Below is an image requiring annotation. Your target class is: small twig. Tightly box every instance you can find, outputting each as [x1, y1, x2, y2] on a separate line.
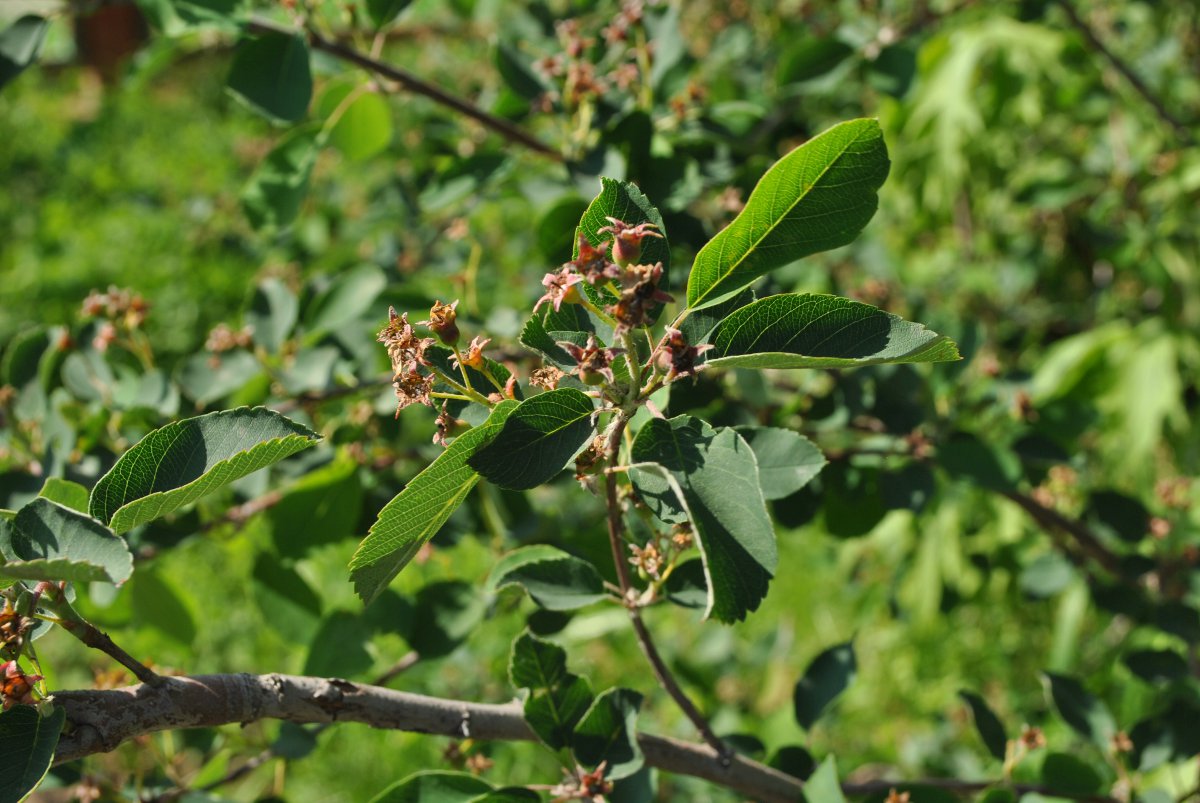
[244, 17, 563, 161]
[198, 490, 285, 534]
[602, 415, 730, 762]
[1000, 490, 1124, 576]
[59, 617, 164, 688]
[274, 377, 391, 413]
[1053, 0, 1193, 144]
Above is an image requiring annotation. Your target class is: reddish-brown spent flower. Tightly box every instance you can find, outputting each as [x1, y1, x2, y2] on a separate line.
[433, 402, 459, 447]
[1019, 725, 1046, 750]
[92, 322, 117, 353]
[559, 335, 623, 386]
[205, 322, 253, 353]
[419, 300, 461, 346]
[378, 307, 435, 378]
[390, 369, 435, 418]
[570, 235, 621, 285]
[885, 790, 911, 803]
[607, 262, 673, 335]
[656, 327, 713, 381]
[0, 600, 32, 658]
[531, 365, 565, 391]
[535, 267, 585, 314]
[452, 336, 492, 371]
[2, 660, 42, 709]
[629, 541, 663, 579]
[598, 217, 662, 267]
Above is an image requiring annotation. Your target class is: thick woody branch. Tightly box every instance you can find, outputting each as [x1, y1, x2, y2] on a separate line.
[49, 674, 803, 803]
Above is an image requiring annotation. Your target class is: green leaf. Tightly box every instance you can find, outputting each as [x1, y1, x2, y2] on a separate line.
[574, 178, 671, 315]
[734, 426, 825, 500]
[89, 407, 320, 534]
[241, 126, 321, 230]
[1040, 753, 1102, 796]
[496, 41, 548, 102]
[129, 567, 197, 645]
[318, 85, 393, 161]
[519, 312, 589, 368]
[369, 771, 493, 803]
[305, 264, 388, 335]
[793, 641, 856, 730]
[0, 704, 66, 802]
[959, 690, 1009, 761]
[350, 402, 518, 605]
[468, 389, 596, 491]
[1044, 672, 1116, 747]
[268, 457, 364, 560]
[0, 499, 131, 585]
[804, 756, 847, 803]
[364, 0, 413, 29]
[138, 0, 242, 35]
[706, 294, 960, 369]
[1124, 649, 1188, 683]
[676, 288, 753, 349]
[404, 581, 486, 659]
[251, 553, 322, 644]
[686, 118, 889, 310]
[777, 37, 855, 84]
[1, 328, 49, 388]
[509, 631, 594, 750]
[226, 33, 312, 123]
[572, 688, 644, 781]
[487, 545, 606, 610]
[177, 350, 263, 406]
[37, 478, 89, 514]
[630, 417, 776, 623]
[246, 278, 298, 353]
[0, 16, 49, 91]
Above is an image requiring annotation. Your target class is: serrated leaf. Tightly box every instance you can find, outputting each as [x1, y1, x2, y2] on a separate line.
[0, 499, 131, 585]
[572, 688, 644, 780]
[574, 178, 671, 317]
[369, 771, 493, 803]
[734, 426, 825, 500]
[487, 545, 606, 610]
[793, 641, 856, 729]
[630, 417, 776, 623]
[89, 407, 320, 534]
[1044, 672, 1116, 747]
[0, 15, 49, 91]
[226, 33, 312, 123]
[676, 288, 753, 349]
[241, 126, 321, 230]
[686, 118, 889, 310]
[37, 477, 89, 514]
[350, 402, 518, 605]
[468, 389, 595, 491]
[0, 704, 66, 802]
[959, 690, 1008, 761]
[510, 631, 594, 750]
[804, 756, 847, 803]
[706, 294, 960, 369]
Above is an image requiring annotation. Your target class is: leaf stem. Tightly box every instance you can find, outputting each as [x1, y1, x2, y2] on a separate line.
[428, 365, 493, 407]
[602, 414, 730, 762]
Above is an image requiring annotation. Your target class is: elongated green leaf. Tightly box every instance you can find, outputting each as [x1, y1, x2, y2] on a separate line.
[364, 0, 413, 28]
[510, 631, 594, 750]
[0, 499, 131, 585]
[686, 119, 889, 310]
[707, 294, 960, 369]
[0, 704, 66, 802]
[350, 402, 518, 605]
[804, 756, 847, 803]
[369, 771, 493, 803]
[0, 16, 49, 91]
[89, 407, 320, 534]
[227, 33, 312, 123]
[1044, 672, 1116, 747]
[37, 478, 89, 514]
[572, 688, 644, 780]
[794, 641, 856, 729]
[630, 417, 776, 623]
[487, 545, 606, 611]
[960, 690, 1009, 761]
[734, 426, 825, 500]
[468, 389, 595, 491]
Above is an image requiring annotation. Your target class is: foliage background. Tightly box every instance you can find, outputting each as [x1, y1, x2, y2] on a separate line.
[1, 0, 1198, 800]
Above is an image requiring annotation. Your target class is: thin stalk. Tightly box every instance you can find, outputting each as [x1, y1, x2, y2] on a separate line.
[42, 595, 164, 688]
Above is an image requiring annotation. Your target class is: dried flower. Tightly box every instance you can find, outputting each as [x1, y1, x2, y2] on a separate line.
[607, 262, 673, 334]
[535, 268, 585, 314]
[420, 300, 461, 346]
[629, 541, 663, 579]
[92, 322, 117, 353]
[205, 322, 253, 353]
[531, 365, 566, 391]
[390, 368, 435, 417]
[1111, 730, 1133, 754]
[559, 335, 623, 386]
[433, 402, 459, 447]
[570, 235, 620, 285]
[885, 790, 911, 803]
[670, 523, 694, 549]
[656, 327, 712, 381]
[574, 435, 609, 492]
[1, 660, 42, 709]
[452, 336, 492, 371]
[378, 308, 435, 376]
[598, 217, 662, 267]
[0, 600, 32, 658]
[1019, 725, 1046, 750]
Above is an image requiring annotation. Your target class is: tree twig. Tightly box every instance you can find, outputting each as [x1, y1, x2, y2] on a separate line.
[244, 17, 564, 162]
[1000, 490, 1124, 576]
[1053, 0, 1193, 144]
[602, 415, 730, 761]
[56, 618, 164, 688]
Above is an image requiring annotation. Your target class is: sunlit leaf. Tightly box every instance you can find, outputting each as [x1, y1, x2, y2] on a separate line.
[468, 389, 595, 491]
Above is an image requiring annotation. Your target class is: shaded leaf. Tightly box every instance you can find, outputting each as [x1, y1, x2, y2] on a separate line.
[89, 407, 320, 534]
[734, 426, 825, 500]
[804, 756, 847, 803]
[246, 278, 299, 353]
[707, 294, 959, 370]
[349, 402, 517, 605]
[1123, 649, 1188, 683]
[0, 704, 66, 802]
[778, 37, 854, 84]
[938, 432, 1021, 492]
[241, 126, 321, 230]
[468, 389, 595, 491]
[0, 16, 49, 91]
[0, 499, 131, 585]
[768, 745, 815, 781]
[130, 568, 196, 645]
[487, 545, 606, 611]
[177, 350, 263, 405]
[686, 119, 889, 310]
[1044, 672, 1115, 746]
[572, 688, 644, 781]
[630, 417, 776, 623]
[306, 264, 388, 335]
[959, 690, 1008, 761]
[509, 631, 593, 750]
[794, 641, 856, 729]
[405, 581, 485, 659]
[251, 553, 322, 644]
[303, 610, 372, 677]
[227, 33, 312, 123]
[268, 457, 363, 560]
[364, 0, 413, 28]
[1040, 753, 1102, 796]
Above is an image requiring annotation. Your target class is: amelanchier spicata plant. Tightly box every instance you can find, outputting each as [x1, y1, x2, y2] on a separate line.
[0, 118, 960, 800]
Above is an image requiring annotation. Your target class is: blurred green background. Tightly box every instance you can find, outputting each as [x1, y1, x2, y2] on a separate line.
[2, 0, 1198, 801]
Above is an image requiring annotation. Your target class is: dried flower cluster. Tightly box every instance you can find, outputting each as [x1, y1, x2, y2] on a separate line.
[1, 659, 41, 710]
[378, 307, 436, 417]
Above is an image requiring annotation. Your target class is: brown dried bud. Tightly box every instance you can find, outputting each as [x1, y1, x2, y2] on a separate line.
[420, 300, 461, 346]
[531, 365, 566, 391]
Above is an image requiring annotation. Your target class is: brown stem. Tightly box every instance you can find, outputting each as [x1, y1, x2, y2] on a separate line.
[59, 618, 164, 688]
[244, 18, 563, 162]
[602, 415, 730, 761]
[1000, 490, 1124, 576]
[1053, 0, 1193, 144]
